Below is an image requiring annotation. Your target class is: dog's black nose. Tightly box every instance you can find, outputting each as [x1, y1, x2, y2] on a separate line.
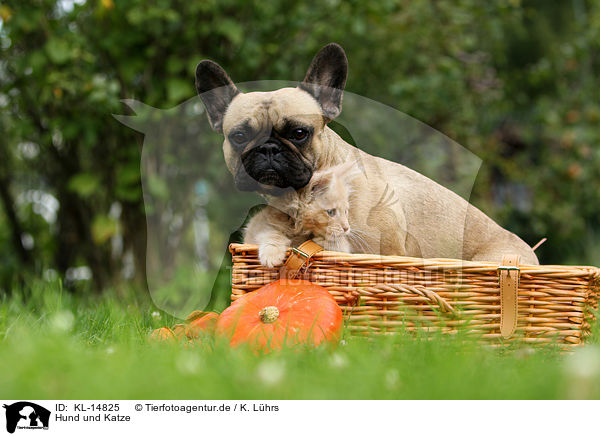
[257, 142, 281, 156]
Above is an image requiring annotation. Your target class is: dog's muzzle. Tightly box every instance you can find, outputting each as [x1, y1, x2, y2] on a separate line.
[239, 140, 312, 193]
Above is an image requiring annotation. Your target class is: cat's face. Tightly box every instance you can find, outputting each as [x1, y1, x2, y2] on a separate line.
[296, 163, 357, 243]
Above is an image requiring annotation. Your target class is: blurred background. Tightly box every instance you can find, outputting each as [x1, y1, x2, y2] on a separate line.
[0, 0, 599, 299]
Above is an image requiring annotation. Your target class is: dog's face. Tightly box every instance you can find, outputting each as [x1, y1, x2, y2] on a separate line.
[221, 89, 323, 194]
[195, 43, 348, 195]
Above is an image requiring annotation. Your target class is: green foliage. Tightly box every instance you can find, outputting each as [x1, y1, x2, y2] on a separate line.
[4, 280, 600, 399]
[91, 214, 118, 245]
[68, 173, 102, 198]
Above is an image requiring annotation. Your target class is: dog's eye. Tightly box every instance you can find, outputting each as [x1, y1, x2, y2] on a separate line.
[291, 128, 308, 141]
[326, 209, 336, 217]
[230, 132, 247, 145]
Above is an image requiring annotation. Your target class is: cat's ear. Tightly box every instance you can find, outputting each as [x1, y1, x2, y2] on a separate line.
[335, 159, 363, 182]
[307, 170, 332, 197]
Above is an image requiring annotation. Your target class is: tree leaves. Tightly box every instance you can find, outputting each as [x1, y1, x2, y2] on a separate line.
[166, 78, 192, 104]
[67, 173, 101, 198]
[91, 214, 117, 245]
[146, 175, 169, 200]
[46, 38, 73, 64]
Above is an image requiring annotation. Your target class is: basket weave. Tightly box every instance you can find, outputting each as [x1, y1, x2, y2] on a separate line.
[229, 244, 600, 347]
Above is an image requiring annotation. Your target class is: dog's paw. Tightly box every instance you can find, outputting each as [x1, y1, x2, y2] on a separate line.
[259, 244, 288, 268]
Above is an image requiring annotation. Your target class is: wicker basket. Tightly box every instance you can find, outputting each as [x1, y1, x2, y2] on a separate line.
[229, 243, 600, 347]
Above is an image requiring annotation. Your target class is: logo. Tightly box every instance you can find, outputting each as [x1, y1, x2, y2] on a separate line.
[2, 402, 50, 434]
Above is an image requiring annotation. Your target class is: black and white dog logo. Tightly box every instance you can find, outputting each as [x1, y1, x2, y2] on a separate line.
[3, 402, 50, 434]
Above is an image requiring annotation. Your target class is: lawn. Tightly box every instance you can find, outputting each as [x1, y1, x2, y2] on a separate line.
[1, 280, 599, 399]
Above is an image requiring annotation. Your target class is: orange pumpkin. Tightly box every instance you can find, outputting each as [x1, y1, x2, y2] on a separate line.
[216, 279, 343, 351]
[149, 326, 176, 342]
[171, 324, 188, 340]
[186, 312, 219, 339]
[149, 311, 220, 345]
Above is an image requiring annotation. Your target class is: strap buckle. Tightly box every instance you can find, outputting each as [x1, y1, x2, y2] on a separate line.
[291, 247, 311, 259]
[279, 240, 324, 280]
[290, 247, 315, 276]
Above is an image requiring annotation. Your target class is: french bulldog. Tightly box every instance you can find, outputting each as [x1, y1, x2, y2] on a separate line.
[195, 43, 539, 265]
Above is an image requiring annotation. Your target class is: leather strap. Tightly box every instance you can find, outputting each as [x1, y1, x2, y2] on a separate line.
[279, 240, 323, 279]
[499, 254, 521, 339]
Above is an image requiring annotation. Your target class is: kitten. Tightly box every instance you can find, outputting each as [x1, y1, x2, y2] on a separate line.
[243, 161, 362, 267]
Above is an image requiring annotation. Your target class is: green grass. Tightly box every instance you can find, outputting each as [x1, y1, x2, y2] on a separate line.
[1, 280, 600, 399]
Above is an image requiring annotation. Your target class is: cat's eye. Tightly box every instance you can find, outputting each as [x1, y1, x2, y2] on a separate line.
[291, 128, 308, 141]
[326, 209, 336, 217]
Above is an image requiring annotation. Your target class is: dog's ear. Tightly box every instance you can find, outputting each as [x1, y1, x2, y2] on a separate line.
[195, 60, 239, 132]
[299, 43, 348, 122]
